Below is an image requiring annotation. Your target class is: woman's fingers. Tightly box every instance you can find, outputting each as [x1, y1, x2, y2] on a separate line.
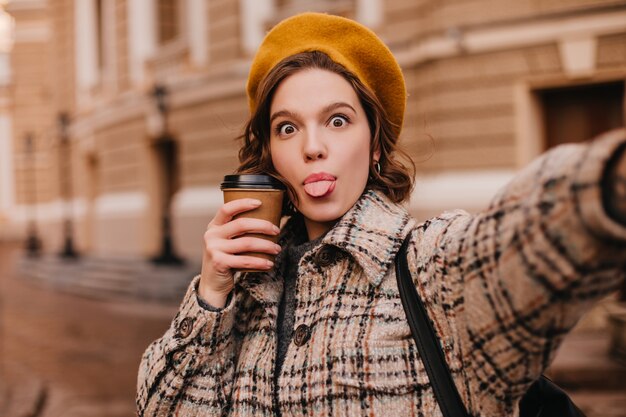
[204, 235, 280, 266]
[218, 217, 280, 239]
[227, 253, 274, 270]
[202, 199, 281, 277]
[211, 198, 262, 226]
[220, 236, 281, 255]
[211, 252, 275, 273]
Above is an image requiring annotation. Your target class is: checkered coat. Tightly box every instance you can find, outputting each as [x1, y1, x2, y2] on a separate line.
[137, 129, 626, 417]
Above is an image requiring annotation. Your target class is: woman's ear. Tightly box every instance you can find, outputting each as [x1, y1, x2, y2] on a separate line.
[373, 148, 381, 162]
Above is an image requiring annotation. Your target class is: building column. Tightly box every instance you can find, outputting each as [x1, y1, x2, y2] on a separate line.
[74, 0, 98, 106]
[0, 116, 15, 220]
[356, 0, 382, 28]
[185, 0, 208, 67]
[240, 0, 275, 55]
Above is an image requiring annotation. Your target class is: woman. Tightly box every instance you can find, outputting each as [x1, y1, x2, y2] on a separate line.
[136, 12, 626, 417]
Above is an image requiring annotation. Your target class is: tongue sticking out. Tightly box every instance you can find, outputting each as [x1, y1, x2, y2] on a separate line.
[304, 180, 335, 197]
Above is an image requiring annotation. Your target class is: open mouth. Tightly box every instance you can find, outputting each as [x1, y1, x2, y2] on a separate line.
[304, 180, 336, 197]
[303, 173, 337, 198]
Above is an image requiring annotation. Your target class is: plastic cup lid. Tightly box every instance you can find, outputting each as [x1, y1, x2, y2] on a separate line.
[221, 174, 286, 190]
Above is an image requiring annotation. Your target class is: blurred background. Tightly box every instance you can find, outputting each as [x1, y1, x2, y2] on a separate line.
[0, 0, 625, 416]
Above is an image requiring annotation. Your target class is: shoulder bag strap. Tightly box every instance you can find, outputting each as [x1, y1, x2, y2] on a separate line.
[395, 234, 470, 417]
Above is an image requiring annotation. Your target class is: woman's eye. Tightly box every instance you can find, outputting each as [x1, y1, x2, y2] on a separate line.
[329, 115, 348, 128]
[278, 123, 296, 135]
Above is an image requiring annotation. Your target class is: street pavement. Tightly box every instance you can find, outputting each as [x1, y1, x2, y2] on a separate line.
[0, 243, 179, 417]
[1, 242, 625, 416]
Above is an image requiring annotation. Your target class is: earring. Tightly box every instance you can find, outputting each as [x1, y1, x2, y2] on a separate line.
[287, 200, 298, 214]
[374, 161, 381, 175]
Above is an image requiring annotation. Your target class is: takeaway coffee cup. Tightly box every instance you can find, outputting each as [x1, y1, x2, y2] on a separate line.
[221, 174, 286, 270]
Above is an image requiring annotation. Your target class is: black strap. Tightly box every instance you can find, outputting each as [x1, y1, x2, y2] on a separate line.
[395, 235, 470, 417]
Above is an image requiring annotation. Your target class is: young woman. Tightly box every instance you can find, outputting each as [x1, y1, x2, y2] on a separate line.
[136, 13, 626, 417]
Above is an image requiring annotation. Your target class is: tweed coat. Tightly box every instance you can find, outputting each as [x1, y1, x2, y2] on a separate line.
[137, 129, 626, 417]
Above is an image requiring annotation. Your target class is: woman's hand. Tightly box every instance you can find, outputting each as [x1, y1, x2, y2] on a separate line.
[198, 198, 281, 308]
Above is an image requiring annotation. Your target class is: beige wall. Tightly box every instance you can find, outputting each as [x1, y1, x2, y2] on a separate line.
[5, 0, 626, 261]
[382, 0, 625, 45]
[170, 84, 247, 259]
[115, 0, 130, 92]
[208, 0, 239, 63]
[8, 1, 55, 249]
[50, 0, 76, 112]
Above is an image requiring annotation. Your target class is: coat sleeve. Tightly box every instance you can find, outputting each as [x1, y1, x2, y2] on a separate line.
[412, 129, 626, 415]
[136, 275, 239, 416]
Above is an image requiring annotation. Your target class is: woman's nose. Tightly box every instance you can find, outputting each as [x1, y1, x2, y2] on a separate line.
[303, 130, 327, 161]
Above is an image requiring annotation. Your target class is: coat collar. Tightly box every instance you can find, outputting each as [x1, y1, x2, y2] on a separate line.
[236, 189, 415, 309]
[321, 189, 415, 286]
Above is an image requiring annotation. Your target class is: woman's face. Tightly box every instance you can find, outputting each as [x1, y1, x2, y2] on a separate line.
[270, 68, 379, 240]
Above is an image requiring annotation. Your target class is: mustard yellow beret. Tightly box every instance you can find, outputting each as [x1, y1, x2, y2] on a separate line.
[246, 12, 407, 138]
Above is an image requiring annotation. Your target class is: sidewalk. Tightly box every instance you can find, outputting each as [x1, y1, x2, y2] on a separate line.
[0, 244, 180, 417]
[1, 363, 134, 417]
[0, 364, 47, 417]
[17, 253, 200, 304]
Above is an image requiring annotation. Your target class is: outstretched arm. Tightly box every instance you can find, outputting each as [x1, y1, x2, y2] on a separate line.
[411, 129, 626, 416]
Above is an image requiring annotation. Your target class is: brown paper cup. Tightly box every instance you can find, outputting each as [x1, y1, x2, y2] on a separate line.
[221, 175, 285, 272]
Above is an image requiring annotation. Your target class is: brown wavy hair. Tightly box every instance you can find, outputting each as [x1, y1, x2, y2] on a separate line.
[237, 51, 415, 212]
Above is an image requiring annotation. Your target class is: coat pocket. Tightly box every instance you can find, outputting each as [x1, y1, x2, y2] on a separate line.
[331, 341, 428, 396]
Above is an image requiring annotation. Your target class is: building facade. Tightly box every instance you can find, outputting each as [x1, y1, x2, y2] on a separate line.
[3, 0, 626, 264]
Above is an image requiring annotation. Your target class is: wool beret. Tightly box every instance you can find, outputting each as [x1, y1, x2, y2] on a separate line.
[246, 12, 407, 138]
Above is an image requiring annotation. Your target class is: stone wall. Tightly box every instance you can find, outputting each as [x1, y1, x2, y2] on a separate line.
[5, 0, 626, 260]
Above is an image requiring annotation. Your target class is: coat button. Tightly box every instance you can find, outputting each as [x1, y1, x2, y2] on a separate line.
[177, 317, 193, 338]
[314, 246, 337, 267]
[293, 324, 311, 346]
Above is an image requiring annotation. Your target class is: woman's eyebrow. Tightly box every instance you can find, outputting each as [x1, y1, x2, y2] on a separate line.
[322, 102, 356, 115]
[270, 110, 299, 124]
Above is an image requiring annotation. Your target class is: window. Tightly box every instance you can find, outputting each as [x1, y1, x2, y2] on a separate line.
[95, 0, 105, 71]
[157, 0, 180, 44]
[540, 81, 625, 148]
